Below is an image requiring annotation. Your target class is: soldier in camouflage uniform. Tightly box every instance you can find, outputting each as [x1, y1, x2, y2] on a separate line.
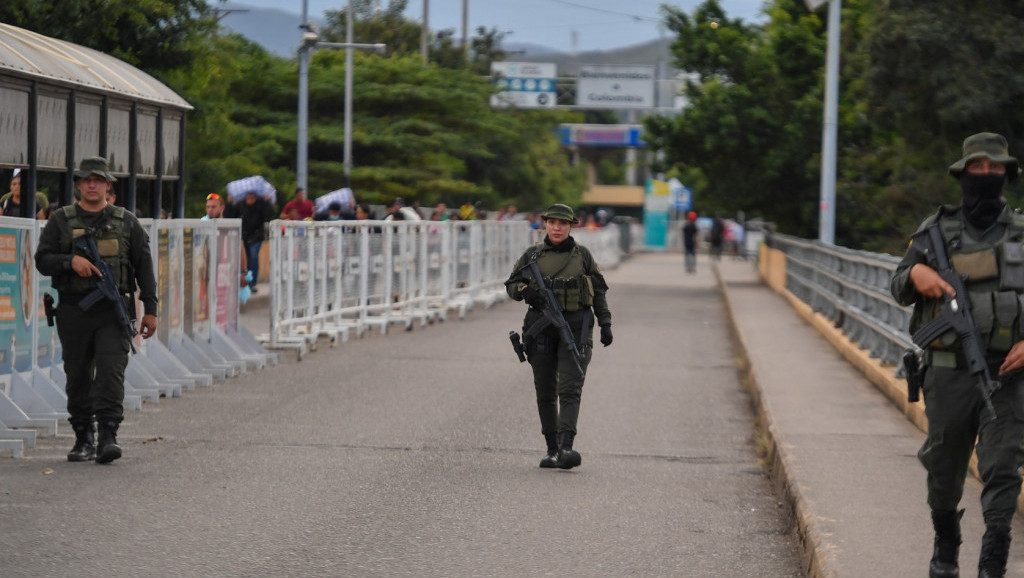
[506, 204, 612, 470]
[890, 133, 1024, 578]
[35, 157, 158, 465]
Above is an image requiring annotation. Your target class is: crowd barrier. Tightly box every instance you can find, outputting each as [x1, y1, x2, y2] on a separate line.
[1, 216, 626, 457]
[0, 215, 276, 458]
[261, 220, 626, 359]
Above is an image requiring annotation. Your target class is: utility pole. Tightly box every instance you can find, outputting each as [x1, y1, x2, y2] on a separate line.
[297, 0, 312, 190]
[296, 0, 385, 189]
[803, 0, 840, 245]
[461, 0, 469, 66]
[421, 0, 429, 65]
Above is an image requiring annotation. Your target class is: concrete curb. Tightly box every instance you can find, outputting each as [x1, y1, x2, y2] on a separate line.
[714, 262, 838, 578]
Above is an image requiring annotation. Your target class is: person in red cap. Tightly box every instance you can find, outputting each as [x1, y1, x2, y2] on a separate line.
[682, 210, 699, 274]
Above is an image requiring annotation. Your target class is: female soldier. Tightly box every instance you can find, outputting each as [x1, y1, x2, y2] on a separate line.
[506, 204, 613, 469]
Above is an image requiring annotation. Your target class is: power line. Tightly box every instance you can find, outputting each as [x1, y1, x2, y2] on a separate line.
[543, 0, 660, 23]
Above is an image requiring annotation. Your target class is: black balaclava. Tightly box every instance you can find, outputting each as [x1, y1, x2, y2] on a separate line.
[960, 172, 1006, 229]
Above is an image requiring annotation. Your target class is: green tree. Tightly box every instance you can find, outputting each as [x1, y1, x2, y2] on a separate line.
[646, 0, 824, 234]
[0, 0, 218, 72]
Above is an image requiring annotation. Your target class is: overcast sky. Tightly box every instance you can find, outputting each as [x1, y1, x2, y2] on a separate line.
[231, 0, 768, 53]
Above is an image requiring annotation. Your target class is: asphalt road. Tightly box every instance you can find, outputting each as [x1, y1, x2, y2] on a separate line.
[0, 253, 802, 577]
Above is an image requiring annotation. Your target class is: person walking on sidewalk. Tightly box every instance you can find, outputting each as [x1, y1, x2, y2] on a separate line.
[35, 157, 159, 464]
[505, 204, 613, 470]
[682, 210, 699, 274]
[890, 132, 1024, 578]
[239, 190, 275, 292]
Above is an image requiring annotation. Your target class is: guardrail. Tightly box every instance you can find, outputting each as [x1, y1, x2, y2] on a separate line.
[765, 233, 913, 368]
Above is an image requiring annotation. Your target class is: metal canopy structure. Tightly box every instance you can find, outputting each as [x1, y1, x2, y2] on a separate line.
[0, 23, 193, 218]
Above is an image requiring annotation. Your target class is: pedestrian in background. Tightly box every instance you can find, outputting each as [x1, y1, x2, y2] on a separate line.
[239, 190, 274, 292]
[280, 187, 314, 220]
[202, 193, 226, 220]
[709, 214, 725, 261]
[0, 169, 49, 219]
[505, 204, 612, 470]
[34, 156, 159, 464]
[890, 132, 1024, 578]
[682, 210, 699, 274]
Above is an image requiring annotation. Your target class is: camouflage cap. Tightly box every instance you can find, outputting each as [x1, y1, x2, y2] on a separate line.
[73, 156, 117, 183]
[948, 132, 1020, 181]
[541, 203, 578, 224]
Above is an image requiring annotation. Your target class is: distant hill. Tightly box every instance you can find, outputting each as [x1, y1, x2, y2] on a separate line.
[217, 3, 674, 71]
[218, 3, 319, 58]
[509, 38, 675, 76]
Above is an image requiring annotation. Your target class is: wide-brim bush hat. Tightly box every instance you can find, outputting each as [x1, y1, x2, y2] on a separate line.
[541, 203, 578, 224]
[73, 156, 117, 182]
[948, 132, 1020, 181]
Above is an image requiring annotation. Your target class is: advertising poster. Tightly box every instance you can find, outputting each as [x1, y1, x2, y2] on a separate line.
[192, 228, 212, 342]
[157, 227, 170, 343]
[167, 226, 184, 342]
[643, 178, 671, 249]
[215, 227, 239, 331]
[183, 227, 194, 337]
[0, 227, 35, 393]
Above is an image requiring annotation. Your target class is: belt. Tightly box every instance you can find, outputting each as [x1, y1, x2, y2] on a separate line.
[926, 350, 966, 369]
[926, 350, 1002, 373]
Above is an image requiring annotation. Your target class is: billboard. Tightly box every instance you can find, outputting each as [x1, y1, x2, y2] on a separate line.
[577, 65, 656, 109]
[490, 62, 557, 109]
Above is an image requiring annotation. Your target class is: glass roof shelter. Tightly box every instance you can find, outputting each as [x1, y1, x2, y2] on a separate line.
[0, 23, 193, 218]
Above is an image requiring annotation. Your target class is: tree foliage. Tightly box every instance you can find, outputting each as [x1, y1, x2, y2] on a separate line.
[1, 0, 584, 216]
[0, 0, 217, 71]
[646, 0, 1024, 252]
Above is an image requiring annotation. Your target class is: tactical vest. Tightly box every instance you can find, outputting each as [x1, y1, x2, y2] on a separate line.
[53, 205, 133, 295]
[912, 209, 1024, 354]
[531, 244, 595, 313]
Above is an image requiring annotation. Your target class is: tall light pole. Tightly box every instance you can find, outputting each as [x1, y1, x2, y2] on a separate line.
[296, 0, 385, 189]
[297, 1, 312, 190]
[344, 0, 355, 180]
[804, 0, 840, 245]
[421, 0, 429, 65]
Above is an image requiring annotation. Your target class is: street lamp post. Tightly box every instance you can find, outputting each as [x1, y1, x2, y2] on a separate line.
[804, 0, 840, 245]
[296, 0, 385, 190]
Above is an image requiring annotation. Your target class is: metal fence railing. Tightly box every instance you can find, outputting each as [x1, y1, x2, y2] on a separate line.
[264, 220, 628, 360]
[766, 233, 913, 368]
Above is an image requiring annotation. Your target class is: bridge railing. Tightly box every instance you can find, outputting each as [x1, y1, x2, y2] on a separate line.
[765, 233, 913, 368]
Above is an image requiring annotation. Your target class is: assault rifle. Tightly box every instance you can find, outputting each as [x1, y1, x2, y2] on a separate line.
[75, 234, 138, 354]
[910, 224, 998, 421]
[509, 259, 585, 374]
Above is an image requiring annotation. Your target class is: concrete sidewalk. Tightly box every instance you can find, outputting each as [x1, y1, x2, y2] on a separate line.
[714, 257, 1024, 577]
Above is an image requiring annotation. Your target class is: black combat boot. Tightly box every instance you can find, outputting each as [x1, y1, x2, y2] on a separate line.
[929, 509, 963, 578]
[540, 433, 559, 468]
[95, 420, 122, 464]
[978, 526, 1011, 578]
[556, 432, 581, 470]
[67, 422, 96, 462]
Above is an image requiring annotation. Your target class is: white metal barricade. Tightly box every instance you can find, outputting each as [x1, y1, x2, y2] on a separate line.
[264, 220, 536, 346]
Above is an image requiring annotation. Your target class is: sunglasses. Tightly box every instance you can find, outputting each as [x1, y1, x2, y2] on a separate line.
[206, 193, 221, 201]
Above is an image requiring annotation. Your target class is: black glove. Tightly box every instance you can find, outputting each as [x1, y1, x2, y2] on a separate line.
[600, 324, 613, 347]
[521, 287, 545, 309]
